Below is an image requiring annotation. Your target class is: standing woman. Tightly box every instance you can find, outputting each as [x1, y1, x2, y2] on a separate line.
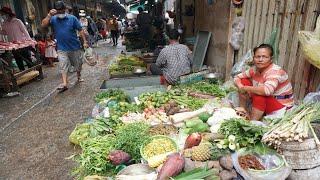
[109, 16, 119, 46]
[0, 7, 34, 71]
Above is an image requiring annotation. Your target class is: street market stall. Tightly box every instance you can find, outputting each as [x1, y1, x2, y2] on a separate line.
[0, 40, 43, 94]
[67, 75, 320, 179]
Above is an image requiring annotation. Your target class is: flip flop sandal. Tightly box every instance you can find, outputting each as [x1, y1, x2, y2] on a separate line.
[77, 79, 84, 83]
[57, 86, 68, 93]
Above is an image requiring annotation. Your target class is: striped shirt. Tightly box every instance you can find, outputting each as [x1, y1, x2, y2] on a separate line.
[1, 18, 32, 42]
[234, 63, 294, 107]
[156, 43, 192, 84]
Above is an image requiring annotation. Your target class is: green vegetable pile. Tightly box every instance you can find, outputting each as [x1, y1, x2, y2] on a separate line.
[210, 144, 230, 160]
[218, 118, 267, 149]
[172, 95, 208, 110]
[73, 135, 116, 178]
[139, 91, 172, 108]
[72, 122, 150, 178]
[113, 122, 150, 161]
[184, 116, 210, 134]
[176, 81, 227, 98]
[95, 89, 130, 104]
[69, 117, 113, 145]
[109, 55, 146, 75]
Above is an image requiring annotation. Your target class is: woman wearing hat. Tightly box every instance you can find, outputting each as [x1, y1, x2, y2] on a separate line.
[0, 7, 34, 71]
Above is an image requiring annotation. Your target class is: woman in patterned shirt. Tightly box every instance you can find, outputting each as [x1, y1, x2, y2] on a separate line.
[234, 44, 294, 120]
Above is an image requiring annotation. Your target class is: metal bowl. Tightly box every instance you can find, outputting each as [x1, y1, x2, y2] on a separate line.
[204, 73, 223, 80]
[133, 67, 146, 74]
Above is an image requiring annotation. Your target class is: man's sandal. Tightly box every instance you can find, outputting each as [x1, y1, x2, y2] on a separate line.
[57, 86, 68, 93]
[77, 79, 84, 83]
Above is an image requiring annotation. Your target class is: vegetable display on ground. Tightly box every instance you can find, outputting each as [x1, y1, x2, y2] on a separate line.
[69, 79, 303, 180]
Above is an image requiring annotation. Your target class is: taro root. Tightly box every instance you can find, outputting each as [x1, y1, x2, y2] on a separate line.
[219, 155, 233, 170]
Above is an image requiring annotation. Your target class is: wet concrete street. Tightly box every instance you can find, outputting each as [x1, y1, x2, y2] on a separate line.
[0, 41, 123, 179]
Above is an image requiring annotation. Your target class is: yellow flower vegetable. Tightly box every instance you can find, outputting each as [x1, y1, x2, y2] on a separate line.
[142, 137, 177, 160]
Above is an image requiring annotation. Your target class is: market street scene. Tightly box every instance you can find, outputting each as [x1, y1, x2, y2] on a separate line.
[0, 0, 320, 179]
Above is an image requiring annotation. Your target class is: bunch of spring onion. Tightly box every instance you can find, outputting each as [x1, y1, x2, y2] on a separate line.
[262, 103, 320, 149]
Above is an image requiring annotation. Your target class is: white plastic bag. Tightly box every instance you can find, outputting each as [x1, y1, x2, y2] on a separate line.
[84, 47, 97, 66]
[231, 50, 253, 77]
[303, 91, 320, 103]
[298, 15, 320, 69]
[229, 17, 245, 50]
[232, 149, 291, 180]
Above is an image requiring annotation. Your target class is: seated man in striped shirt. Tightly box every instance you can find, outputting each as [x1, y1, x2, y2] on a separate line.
[234, 44, 294, 121]
[150, 29, 192, 85]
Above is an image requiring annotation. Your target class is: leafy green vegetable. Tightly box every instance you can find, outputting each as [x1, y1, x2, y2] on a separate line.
[69, 118, 114, 145]
[73, 135, 116, 178]
[113, 122, 150, 161]
[210, 144, 230, 160]
[186, 118, 203, 128]
[173, 167, 219, 180]
[109, 55, 146, 74]
[172, 95, 208, 110]
[176, 81, 227, 98]
[198, 112, 211, 122]
[94, 89, 130, 103]
[218, 118, 267, 149]
[138, 91, 172, 108]
[69, 123, 91, 145]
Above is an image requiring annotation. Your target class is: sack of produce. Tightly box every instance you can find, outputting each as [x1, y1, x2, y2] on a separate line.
[231, 148, 291, 180]
[298, 15, 320, 69]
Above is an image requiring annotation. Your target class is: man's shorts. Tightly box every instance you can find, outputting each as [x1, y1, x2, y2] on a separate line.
[57, 50, 84, 73]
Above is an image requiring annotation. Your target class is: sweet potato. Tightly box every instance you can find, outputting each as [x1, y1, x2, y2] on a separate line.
[157, 153, 185, 180]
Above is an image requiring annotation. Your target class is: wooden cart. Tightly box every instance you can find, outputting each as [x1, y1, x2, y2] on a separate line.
[0, 49, 43, 94]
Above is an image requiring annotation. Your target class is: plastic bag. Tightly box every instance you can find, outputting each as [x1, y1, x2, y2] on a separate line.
[315, 14, 320, 38]
[303, 91, 320, 103]
[298, 15, 320, 69]
[232, 149, 291, 180]
[84, 47, 97, 66]
[227, 91, 240, 107]
[231, 50, 253, 77]
[229, 17, 245, 50]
